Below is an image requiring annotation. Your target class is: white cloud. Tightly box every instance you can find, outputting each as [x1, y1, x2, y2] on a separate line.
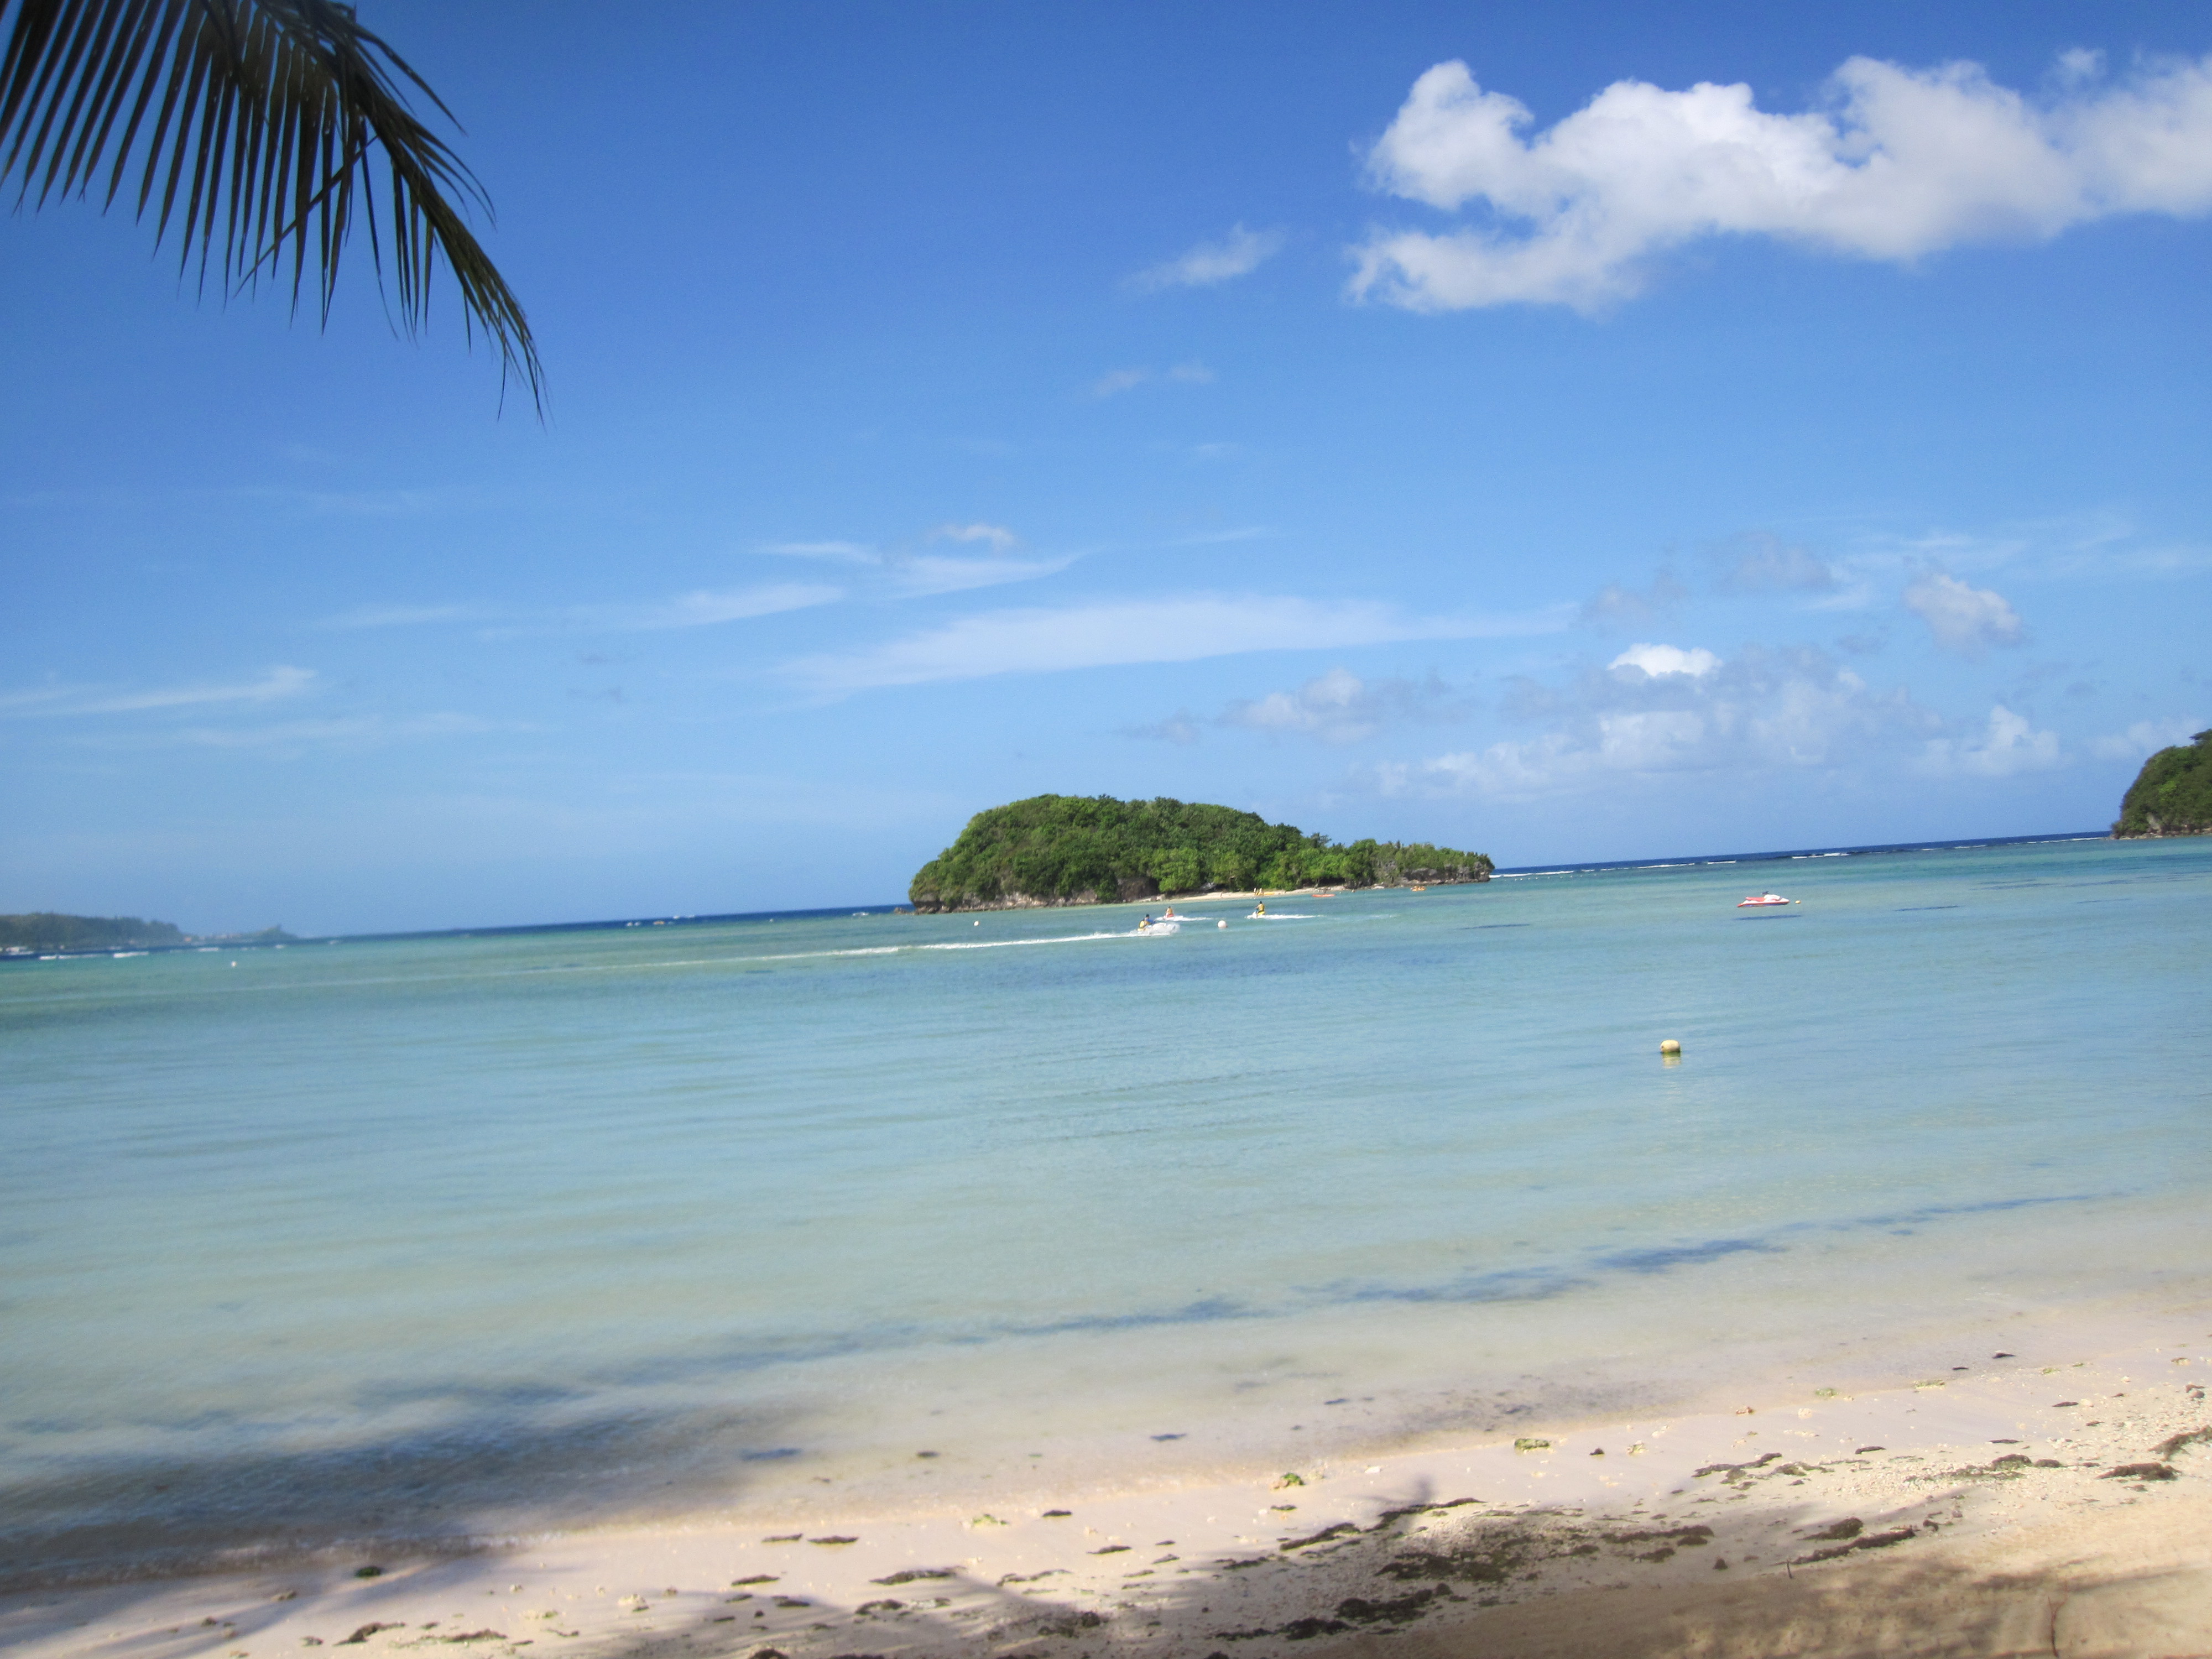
[321, 603, 481, 629]
[329, 581, 846, 635]
[1609, 642, 1720, 678]
[1121, 711, 1204, 746]
[1902, 571, 2025, 655]
[1406, 646, 1937, 798]
[1093, 361, 1216, 398]
[161, 712, 516, 752]
[782, 594, 1566, 697]
[0, 665, 316, 718]
[555, 582, 843, 632]
[2089, 717, 2202, 761]
[1715, 535, 1837, 593]
[881, 554, 1077, 597]
[1352, 53, 2212, 310]
[929, 522, 1019, 552]
[1217, 667, 1465, 744]
[1580, 570, 1687, 625]
[759, 540, 878, 563]
[1172, 526, 1272, 545]
[1130, 223, 1286, 290]
[1917, 704, 2063, 776]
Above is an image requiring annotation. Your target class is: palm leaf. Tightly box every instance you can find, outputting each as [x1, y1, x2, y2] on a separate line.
[1, 0, 542, 412]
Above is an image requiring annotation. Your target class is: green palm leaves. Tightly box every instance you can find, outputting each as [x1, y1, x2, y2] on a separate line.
[1, 0, 541, 409]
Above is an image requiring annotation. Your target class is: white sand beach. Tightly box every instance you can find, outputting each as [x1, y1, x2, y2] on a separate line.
[9, 1306, 2206, 1659]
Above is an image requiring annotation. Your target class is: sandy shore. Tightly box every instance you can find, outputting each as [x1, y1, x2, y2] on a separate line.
[8, 1310, 2209, 1658]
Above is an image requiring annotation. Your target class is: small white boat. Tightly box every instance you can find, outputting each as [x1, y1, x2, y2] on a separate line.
[1136, 916, 1180, 935]
[1735, 893, 1796, 908]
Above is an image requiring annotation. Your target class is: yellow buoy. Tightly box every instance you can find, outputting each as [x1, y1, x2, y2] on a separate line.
[1658, 1039, 1682, 1055]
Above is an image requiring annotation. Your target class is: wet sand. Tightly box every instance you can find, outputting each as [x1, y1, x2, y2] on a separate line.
[7, 1310, 2207, 1659]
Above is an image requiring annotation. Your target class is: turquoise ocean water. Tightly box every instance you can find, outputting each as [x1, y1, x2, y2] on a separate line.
[3, 834, 2208, 1583]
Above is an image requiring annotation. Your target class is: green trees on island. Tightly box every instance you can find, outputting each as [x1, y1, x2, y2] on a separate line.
[2112, 729, 2212, 838]
[0, 912, 186, 952]
[909, 795, 1493, 912]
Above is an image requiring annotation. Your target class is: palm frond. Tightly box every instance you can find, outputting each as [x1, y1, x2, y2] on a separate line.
[1, 0, 542, 413]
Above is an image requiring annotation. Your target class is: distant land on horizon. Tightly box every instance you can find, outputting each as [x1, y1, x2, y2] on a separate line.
[0, 915, 297, 956]
[8, 825, 2141, 956]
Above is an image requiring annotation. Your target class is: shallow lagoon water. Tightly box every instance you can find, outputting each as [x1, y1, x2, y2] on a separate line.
[2, 834, 2208, 1579]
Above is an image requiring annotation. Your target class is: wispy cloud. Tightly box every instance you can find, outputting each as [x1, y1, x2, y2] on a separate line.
[1353, 52, 2212, 311]
[551, 583, 844, 633]
[929, 521, 1019, 552]
[327, 584, 844, 636]
[1172, 525, 1272, 545]
[1714, 534, 1838, 594]
[1093, 367, 1151, 398]
[1130, 224, 1286, 291]
[759, 529, 1073, 596]
[1091, 361, 1217, 398]
[882, 554, 1077, 598]
[322, 603, 483, 630]
[1580, 570, 1687, 627]
[161, 712, 520, 752]
[781, 593, 1567, 697]
[1, 665, 316, 718]
[759, 540, 878, 563]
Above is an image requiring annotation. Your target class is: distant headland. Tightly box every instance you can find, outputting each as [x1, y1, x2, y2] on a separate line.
[908, 794, 1491, 914]
[0, 914, 298, 956]
[2113, 729, 2211, 838]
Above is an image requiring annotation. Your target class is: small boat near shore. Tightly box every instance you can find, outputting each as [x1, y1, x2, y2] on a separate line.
[1735, 893, 1797, 909]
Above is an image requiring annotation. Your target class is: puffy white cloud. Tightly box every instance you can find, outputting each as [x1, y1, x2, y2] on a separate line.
[1130, 223, 1285, 290]
[1609, 642, 1720, 679]
[781, 594, 1565, 697]
[1352, 53, 2212, 310]
[1917, 704, 2063, 776]
[1903, 571, 2025, 655]
[1406, 646, 1937, 797]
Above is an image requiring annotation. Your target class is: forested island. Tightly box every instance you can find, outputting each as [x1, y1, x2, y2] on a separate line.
[909, 795, 1492, 912]
[2113, 729, 2212, 837]
[1, 912, 187, 953]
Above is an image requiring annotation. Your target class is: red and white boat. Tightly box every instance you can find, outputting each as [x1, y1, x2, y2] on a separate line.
[1735, 893, 1796, 907]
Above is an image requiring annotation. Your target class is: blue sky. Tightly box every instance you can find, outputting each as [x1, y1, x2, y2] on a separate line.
[4, 1, 2208, 933]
